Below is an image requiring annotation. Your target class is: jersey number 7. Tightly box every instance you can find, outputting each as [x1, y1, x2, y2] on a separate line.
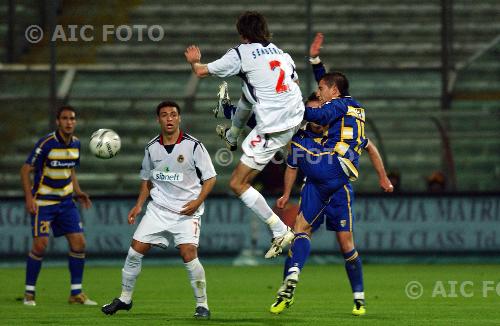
[269, 60, 289, 93]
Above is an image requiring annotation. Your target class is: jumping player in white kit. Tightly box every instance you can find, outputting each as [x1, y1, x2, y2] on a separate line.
[185, 11, 304, 258]
[102, 101, 216, 319]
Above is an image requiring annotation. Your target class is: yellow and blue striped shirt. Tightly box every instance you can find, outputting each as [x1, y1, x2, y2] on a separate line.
[26, 131, 80, 205]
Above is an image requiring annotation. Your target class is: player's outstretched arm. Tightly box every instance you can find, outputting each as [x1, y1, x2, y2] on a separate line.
[304, 101, 345, 126]
[20, 163, 36, 214]
[71, 168, 92, 209]
[309, 32, 324, 58]
[185, 45, 209, 78]
[128, 180, 151, 224]
[277, 166, 298, 209]
[180, 176, 216, 216]
[309, 32, 326, 83]
[365, 140, 394, 193]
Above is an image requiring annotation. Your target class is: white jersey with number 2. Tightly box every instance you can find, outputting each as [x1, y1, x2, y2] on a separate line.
[207, 42, 305, 134]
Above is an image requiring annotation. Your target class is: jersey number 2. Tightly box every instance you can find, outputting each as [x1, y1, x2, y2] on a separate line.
[269, 60, 289, 93]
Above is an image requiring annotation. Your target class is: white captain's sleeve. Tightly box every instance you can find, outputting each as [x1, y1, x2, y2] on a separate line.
[193, 142, 217, 181]
[207, 48, 242, 77]
[139, 148, 153, 180]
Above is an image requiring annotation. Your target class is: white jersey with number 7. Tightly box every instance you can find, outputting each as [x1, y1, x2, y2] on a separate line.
[207, 43, 305, 134]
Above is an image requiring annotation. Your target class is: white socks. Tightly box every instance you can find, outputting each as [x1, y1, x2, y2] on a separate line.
[118, 248, 209, 309]
[119, 247, 144, 304]
[239, 187, 288, 237]
[228, 97, 253, 143]
[354, 292, 365, 300]
[184, 258, 208, 309]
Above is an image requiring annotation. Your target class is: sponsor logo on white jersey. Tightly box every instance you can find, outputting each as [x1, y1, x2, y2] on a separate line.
[152, 170, 183, 182]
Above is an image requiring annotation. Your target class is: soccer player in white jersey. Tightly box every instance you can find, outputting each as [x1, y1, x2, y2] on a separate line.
[184, 11, 304, 258]
[102, 101, 216, 319]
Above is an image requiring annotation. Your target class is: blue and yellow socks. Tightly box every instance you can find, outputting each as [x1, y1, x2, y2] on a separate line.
[68, 251, 85, 295]
[25, 251, 43, 295]
[343, 248, 364, 301]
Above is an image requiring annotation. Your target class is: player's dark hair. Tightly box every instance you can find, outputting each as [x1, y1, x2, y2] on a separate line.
[156, 101, 181, 116]
[306, 92, 319, 103]
[320, 72, 350, 96]
[236, 11, 271, 44]
[56, 105, 76, 119]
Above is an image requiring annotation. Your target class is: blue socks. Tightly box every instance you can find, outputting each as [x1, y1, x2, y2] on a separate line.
[284, 233, 311, 277]
[68, 251, 85, 295]
[25, 250, 86, 296]
[25, 251, 43, 295]
[343, 249, 364, 299]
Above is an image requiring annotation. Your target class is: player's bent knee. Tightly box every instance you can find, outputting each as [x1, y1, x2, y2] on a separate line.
[131, 239, 151, 255]
[294, 223, 312, 235]
[68, 233, 86, 252]
[229, 176, 245, 195]
[71, 240, 86, 252]
[32, 237, 49, 254]
[293, 213, 312, 235]
[337, 232, 355, 253]
[179, 244, 198, 263]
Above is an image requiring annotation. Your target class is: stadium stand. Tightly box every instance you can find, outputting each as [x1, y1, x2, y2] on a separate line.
[1, 0, 499, 195]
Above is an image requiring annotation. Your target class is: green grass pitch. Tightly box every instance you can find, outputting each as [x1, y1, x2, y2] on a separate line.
[1, 264, 499, 325]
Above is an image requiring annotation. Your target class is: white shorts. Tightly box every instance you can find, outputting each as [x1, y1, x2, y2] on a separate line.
[133, 202, 201, 248]
[240, 124, 301, 171]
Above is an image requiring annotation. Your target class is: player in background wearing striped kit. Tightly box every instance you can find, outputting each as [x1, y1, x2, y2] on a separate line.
[21, 105, 96, 306]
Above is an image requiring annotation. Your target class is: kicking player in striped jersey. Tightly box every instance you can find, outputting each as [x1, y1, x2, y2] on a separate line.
[20, 106, 96, 306]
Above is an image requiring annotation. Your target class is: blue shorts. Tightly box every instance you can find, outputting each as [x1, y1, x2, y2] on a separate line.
[31, 199, 83, 237]
[322, 183, 355, 232]
[299, 176, 350, 233]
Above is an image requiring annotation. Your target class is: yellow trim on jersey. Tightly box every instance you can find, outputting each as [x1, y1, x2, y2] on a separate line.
[340, 117, 345, 142]
[334, 142, 349, 156]
[344, 185, 353, 232]
[342, 126, 354, 140]
[47, 148, 79, 160]
[354, 120, 362, 154]
[42, 167, 72, 179]
[313, 137, 323, 145]
[347, 106, 365, 122]
[29, 135, 56, 167]
[35, 199, 61, 206]
[338, 157, 359, 181]
[37, 182, 74, 197]
[37, 135, 56, 151]
[290, 141, 334, 156]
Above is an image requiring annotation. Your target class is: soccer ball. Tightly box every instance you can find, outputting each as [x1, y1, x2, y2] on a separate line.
[89, 129, 121, 159]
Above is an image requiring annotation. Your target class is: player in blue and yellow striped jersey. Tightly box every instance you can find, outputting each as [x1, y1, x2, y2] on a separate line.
[20, 106, 96, 306]
[269, 87, 368, 315]
[270, 64, 382, 315]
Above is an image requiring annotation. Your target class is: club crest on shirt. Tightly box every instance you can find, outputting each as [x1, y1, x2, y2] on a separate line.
[177, 155, 184, 163]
